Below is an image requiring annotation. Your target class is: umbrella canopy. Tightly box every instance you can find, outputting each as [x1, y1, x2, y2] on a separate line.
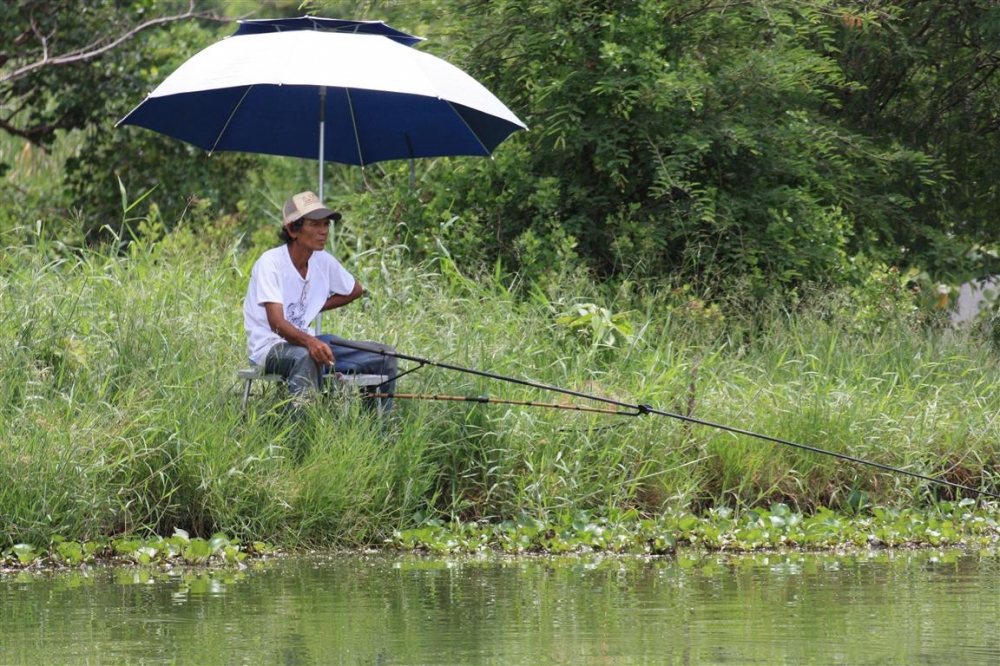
[117, 24, 526, 195]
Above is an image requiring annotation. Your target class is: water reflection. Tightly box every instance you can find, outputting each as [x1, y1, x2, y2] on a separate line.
[2, 550, 998, 665]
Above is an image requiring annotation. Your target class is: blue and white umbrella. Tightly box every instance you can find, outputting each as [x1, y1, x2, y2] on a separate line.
[117, 17, 526, 197]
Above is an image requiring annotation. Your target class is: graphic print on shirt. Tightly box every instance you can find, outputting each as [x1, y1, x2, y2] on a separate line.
[285, 279, 309, 329]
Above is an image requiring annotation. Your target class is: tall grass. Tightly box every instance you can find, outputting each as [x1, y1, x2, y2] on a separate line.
[2, 225, 999, 550]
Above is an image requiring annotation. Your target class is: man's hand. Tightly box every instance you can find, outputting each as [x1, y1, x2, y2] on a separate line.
[306, 335, 335, 367]
[264, 302, 335, 367]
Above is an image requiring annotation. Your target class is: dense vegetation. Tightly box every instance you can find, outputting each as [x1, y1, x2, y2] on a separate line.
[3, 1, 1000, 554]
[1, 223, 998, 552]
[5, 1, 1000, 290]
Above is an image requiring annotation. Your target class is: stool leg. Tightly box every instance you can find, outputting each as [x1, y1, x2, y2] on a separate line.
[242, 379, 252, 414]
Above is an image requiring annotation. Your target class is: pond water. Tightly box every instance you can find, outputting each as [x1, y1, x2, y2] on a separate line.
[2, 549, 998, 665]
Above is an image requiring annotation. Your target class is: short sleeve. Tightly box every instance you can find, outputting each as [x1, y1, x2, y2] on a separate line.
[255, 253, 285, 305]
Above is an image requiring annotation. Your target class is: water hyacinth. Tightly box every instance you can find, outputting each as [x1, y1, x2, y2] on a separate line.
[387, 502, 1000, 555]
[1, 529, 272, 570]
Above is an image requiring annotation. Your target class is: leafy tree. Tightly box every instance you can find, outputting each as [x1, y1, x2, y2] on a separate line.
[402, 0, 984, 294]
[831, 0, 1000, 280]
[66, 14, 256, 242]
[0, 1, 303, 241]
[0, 1, 214, 148]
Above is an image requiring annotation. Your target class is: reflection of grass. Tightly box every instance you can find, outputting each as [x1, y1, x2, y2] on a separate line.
[2, 230, 999, 553]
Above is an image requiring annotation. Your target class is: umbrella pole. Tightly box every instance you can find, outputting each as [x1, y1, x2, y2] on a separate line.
[317, 86, 327, 336]
[318, 86, 326, 200]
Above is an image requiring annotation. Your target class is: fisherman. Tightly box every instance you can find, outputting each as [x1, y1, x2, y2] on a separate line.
[243, 190, 397, 413]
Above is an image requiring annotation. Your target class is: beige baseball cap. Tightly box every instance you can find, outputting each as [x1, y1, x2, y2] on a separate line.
[282, 191, 342, 225]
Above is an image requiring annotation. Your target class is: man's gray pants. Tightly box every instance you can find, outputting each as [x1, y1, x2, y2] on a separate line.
[263, 335, 397, 413]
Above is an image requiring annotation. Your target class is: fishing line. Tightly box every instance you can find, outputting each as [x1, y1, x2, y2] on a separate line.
[339, 339, 1000, 501]
[368, 392, 642, 433]
[369, 392, 640, 416]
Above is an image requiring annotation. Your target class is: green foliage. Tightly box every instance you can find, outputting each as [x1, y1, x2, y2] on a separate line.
[1, 0, 145, 147]
[7, 0, 1000, 295]
[387, 500, 1000, 554]
[1, 529, 271, 569]
[554, 302, 634, 353]
[2, 231, 1000, 553]
[0, 1, 296, 241]
[404, 0, 858, 288]
[385, 0, 995, 293]
[833, 0, 1000, 279]
[0, 131, 83, 247]
[64, 16, 262, 241]
[6, 0, 1000, 551]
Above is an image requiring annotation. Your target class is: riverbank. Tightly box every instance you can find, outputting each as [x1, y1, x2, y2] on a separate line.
[2, 233, 999, 553]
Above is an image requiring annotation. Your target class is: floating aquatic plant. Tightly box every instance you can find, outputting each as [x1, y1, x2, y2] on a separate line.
[1, 529, 274, 570]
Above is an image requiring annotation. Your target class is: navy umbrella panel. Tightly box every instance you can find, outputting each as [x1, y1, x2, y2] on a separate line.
[121, 83, 521, 166]
[231, 16, 424, 46]
[117, 28, 526, 185]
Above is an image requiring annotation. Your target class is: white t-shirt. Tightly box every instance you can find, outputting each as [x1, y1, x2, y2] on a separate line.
[243, 245, 356, 364]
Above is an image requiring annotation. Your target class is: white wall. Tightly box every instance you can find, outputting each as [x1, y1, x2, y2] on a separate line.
[952, 277, 999, 325]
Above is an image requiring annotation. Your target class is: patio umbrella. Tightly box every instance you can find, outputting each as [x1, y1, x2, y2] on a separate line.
[117, 17, 526, 198]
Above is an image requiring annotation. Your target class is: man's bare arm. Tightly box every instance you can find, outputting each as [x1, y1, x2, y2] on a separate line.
[322, 280, 364, 311]
[263, 302, 334, 366]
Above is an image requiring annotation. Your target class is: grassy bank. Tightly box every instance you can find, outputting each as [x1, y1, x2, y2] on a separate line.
[2, 228, 999, 552]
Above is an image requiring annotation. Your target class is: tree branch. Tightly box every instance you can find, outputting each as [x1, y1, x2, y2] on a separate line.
[0, 1, 223, 87]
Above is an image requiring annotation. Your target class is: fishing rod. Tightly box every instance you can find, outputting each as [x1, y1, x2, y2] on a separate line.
[337, 339, 1000, 502]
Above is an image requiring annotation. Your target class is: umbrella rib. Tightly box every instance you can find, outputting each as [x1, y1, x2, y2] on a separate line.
[209, 86, 254, 155]
[444, 100, 492, 156]
[345, 88, 365, 166]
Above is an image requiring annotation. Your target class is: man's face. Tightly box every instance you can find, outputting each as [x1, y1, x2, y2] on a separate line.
[291, 217, 330, 251]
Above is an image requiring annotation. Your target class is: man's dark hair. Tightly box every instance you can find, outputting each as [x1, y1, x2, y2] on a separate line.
[278, 218, 305, 244]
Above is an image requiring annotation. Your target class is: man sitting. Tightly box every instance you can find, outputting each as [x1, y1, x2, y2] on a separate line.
[243, 190, 396, 413]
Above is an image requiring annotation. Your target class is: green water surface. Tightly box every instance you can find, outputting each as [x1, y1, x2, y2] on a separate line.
[2, 549, 998, 665]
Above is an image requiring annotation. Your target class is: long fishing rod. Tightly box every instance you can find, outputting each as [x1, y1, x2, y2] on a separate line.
[337, 339, 1000, 501]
